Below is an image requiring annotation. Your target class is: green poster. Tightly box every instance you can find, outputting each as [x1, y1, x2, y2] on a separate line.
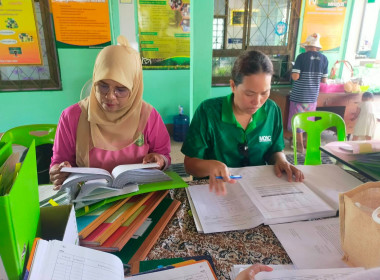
[137, 0, 190, 69]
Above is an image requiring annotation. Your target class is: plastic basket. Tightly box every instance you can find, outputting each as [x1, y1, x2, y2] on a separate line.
[319, 83, 345, 93]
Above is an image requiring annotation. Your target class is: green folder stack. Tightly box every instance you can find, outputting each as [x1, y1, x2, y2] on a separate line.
[75, 171, 188, 217]
[0, 141, 40, 280]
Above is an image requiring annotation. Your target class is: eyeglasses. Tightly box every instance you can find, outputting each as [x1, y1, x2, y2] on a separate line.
[238, 140, 249, 167]
[96, 82, 130, 98]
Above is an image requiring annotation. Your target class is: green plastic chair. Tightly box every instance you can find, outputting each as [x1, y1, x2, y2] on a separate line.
[0, 124, 57, 184]
[0, 124, 57, 147]
[291, 111, 346, 165]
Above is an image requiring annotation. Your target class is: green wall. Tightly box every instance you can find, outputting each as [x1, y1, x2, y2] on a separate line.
[0, 2, 190, 132]
[0, 0, 357, 132]
[0, 49, 99, 132]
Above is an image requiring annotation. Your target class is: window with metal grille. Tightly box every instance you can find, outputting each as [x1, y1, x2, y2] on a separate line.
[212, 0, 301, 86]
[0, 0, 61, 92]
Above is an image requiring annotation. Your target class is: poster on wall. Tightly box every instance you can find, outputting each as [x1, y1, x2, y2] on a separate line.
[301, 0, 347, 52]
[137, 0, 190, 69]
[50, 0, 111, 48]
[0, 0, 42, 65]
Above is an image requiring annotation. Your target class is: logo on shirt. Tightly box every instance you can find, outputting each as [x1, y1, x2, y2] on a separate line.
[259, 135, 271, 142]
[134, 133, 144, 147]
[310, 55, 321, 61]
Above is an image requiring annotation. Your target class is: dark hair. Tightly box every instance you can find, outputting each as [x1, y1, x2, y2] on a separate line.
[231, 50, 274, 86]
[362, 91, 374, 101]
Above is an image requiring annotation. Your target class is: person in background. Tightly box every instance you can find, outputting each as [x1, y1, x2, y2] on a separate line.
[181, 50, 304, 195]
[49, 35, 170, 189]
[352, 91, 377, 141]
[287, 33, 328, 153]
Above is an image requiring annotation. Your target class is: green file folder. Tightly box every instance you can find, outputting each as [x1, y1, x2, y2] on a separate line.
[0, 141, 40, 280]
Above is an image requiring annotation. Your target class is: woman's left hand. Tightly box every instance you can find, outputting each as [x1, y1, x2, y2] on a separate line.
[143, 153, 166, 170]
[272, 152, 304, 182]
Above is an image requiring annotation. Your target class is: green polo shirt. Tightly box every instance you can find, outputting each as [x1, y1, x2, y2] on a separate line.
[181, 93, 284, 167]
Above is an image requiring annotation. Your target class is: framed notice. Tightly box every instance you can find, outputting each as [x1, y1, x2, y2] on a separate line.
[137, 0, 190, 69]
[301, 0, 347, 52]
[230, 10, 245, 26]
[0, 0, 42, 65]
[50, 0, 111, 48]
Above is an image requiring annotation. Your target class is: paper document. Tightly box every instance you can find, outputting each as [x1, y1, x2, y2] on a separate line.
[38, 184, 58, 202]
[28, 240, 124, 280]
[270, 218, 346, 269]
[295, 165, 362, 210]
[187, 165, 362, 234]
[188, 184, 264, 233]
[229, 264, 295, 280]
[254, 267, 364, 280]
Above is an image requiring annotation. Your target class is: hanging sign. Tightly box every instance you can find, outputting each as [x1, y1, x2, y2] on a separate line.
[301, 0, 347, 51]
[50, 0, 111, 48]
[137, 0, 190, 69]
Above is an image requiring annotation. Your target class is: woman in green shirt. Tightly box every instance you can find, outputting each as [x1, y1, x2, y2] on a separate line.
[181, 50, 304, 195]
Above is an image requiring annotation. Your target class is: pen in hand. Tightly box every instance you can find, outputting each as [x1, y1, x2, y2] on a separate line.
[215, 175, 242, 180]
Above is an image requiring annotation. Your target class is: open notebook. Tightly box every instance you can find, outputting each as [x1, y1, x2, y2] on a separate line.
[187, 165, 362, 233]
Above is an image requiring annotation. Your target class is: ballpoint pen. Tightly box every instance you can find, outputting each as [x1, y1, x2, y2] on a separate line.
[215, 175, 242, 180]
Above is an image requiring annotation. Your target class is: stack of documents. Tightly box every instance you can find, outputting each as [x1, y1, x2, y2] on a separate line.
[354, 152, 380, 172]
[38, 184, 71, 207]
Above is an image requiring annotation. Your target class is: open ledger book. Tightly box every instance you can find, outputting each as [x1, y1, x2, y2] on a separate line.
[187, 165, 362, 233]
[58, 163, 171, 204]
[25, 239, 125, 280]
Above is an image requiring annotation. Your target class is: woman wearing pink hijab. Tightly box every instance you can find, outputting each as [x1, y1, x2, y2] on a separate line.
[49, 36, 170, 189]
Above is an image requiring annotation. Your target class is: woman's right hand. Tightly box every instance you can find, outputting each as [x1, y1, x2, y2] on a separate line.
[207, 160, 237, 195]
[49, 161, 71, 190]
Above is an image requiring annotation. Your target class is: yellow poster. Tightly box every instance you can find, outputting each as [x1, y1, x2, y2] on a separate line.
[50, 0, 111, 48]
[301, 0, 347, 51]
[0, 0, 42, 65]
[138, 0, 190, 69]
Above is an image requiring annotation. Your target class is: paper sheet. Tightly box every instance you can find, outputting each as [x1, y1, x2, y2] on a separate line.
[231, 166, 336, 224]
[187, 184, 264, 233]
[296, 164, 363, 210]
[38, 184, 58, 202]
[29, 240, 124, 280]
[270, 218, 346, 269]
[254, 267, 364, 280]
[229, 264, 295, 280]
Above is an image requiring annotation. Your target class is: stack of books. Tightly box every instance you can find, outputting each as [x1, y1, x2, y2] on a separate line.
[38, 164, 187, 217]
[76, 190, 180, 264]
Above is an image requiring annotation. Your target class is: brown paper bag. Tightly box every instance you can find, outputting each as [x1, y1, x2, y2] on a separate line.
[340, 181, 380, 268]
